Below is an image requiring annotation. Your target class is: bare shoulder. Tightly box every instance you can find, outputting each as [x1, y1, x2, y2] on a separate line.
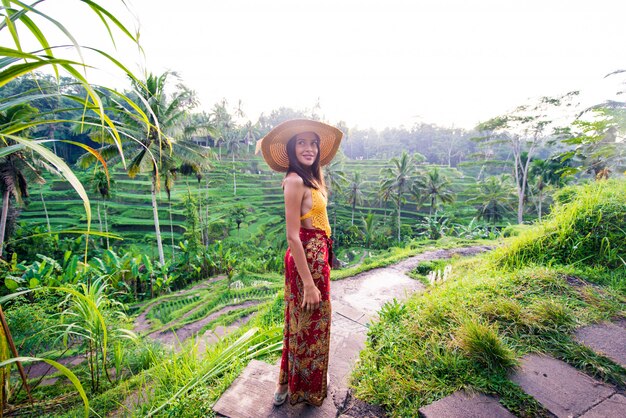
[283, 173, 304, 189]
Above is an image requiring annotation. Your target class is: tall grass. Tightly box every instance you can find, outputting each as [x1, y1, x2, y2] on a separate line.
[58, 293, 285, 417]
[493, 180, 626, 270]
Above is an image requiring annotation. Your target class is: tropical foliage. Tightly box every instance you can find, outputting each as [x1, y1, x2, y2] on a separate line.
[0, 1, 624, 416]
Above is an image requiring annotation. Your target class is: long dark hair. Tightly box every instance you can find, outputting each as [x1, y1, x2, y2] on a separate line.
[286, 132, 326, 192]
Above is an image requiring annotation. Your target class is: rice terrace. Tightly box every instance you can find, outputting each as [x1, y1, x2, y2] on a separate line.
[0, 1, 625, 417]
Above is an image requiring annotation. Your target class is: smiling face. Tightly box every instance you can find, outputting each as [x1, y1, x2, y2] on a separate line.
[293, 132, 320, 167]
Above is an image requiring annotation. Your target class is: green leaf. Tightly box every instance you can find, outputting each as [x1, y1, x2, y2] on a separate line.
[82, 0, 140, 43]
[17, 12, 58, 77]
[10, 0, 84, 62]
[4, 134, 92, 256]
[2, 2, 22, 53]
[0, 143, 25, 157]
[51, 286, 108, 372]
[4, 278, 17, 291]
[0, 55, 88, 89]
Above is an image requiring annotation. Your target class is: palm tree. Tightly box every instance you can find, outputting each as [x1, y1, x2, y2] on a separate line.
[323, 154, 347, 232]
[0, 104, 45, 257]
[361, 212, 378, 249]
[211, 100, 243, 194]
[243, 121, 261, 155]
[346, 171, 365, 225]
[415, 167, 456, 215]
[380, 151, 418, 241]
[468, 175, 516, 226]
[529, 157, 568, 221]
[179, 112, 216, 245]
[168, 161, 204, 257]
[162, 162, 179, 259]
[224, 131, 243, 195]
[376, 177, 393, 226]
[91, 170, 114, 249]
[210, 99, 233, 160]
[78, 72, 210, 265]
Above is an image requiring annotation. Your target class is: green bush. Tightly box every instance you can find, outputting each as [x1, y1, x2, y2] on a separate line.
[5, 298, 64, 356]
[412, 260, 436, 276]
[207, 220, 228, 243]
[501, 224, 531, 238]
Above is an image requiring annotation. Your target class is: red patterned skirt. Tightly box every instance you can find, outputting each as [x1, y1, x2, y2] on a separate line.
[279, 227, 332, 406]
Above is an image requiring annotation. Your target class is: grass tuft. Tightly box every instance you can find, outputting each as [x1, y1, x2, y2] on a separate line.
[455, 319, 518, 371]
[525, 299, 576, 333]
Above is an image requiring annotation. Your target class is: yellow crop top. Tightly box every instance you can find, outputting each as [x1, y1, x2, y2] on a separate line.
[300, 188, 331, 237]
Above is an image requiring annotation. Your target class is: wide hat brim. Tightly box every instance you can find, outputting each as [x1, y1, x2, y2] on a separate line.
[256, 119, 343, 172]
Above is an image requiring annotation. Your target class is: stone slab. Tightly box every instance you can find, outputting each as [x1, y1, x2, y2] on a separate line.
[575, 322, 626, 367]
[328, 313, 368, 405]
[580, 393, 626, 418]
[510, 354, 615, 418]
[419, 390, 515, 418]
[332, 299, 368, 325]
[213, 359, 337, 418]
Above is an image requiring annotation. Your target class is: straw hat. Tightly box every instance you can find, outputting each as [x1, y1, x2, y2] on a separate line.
[255, 119, 343, 172]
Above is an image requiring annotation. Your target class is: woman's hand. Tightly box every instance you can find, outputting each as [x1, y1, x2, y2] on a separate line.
[301, 283, 321, 311]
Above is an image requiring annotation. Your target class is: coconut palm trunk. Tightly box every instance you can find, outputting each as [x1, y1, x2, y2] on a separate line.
[169, 199, 175, 261]
[96, 200, 103, 245]
[351, 200, 355, 225]
[396, 193, 401, 242]
[40, 188, 51, 234]
[103, 199, 110, 249]
[232, 153, 237, 196]
[0, 189, 10, 257]
[151, 174, 165, 265]
[537, 187, 543, 221]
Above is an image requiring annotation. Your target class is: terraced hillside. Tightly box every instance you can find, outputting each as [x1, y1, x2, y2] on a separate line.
[131, 271, 283, 346]
[18, 155, 504, 253]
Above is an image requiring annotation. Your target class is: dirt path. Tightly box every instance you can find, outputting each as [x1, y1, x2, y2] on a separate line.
[350, 249, 368, 268]
[133, 275, 226, 334]
[148, 299, 265, 346]
[332, 245, 492, 315]
[26, 354, 85, 379]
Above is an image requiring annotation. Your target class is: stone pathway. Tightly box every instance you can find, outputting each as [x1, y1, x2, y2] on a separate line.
[574, 319, 626, 368]
[420, 391, 515, 418]
[511, 354, 618, 418]
[213, 246, 491, 418]
[418, 319, 626, 417]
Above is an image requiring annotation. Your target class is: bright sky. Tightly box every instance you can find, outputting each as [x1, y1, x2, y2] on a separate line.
[16, 0, 626, 129]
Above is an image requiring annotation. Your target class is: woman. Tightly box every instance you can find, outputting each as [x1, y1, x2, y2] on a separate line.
[256, 119, 343, 407]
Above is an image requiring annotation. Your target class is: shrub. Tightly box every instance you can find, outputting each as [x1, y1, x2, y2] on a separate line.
[207, 220, 228, 243]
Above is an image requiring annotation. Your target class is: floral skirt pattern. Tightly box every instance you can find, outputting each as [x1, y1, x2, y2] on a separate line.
[279, 227, 332, 406]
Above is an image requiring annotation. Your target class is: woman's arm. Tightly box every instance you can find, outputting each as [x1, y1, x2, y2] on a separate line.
[283, 175, 321, 311]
